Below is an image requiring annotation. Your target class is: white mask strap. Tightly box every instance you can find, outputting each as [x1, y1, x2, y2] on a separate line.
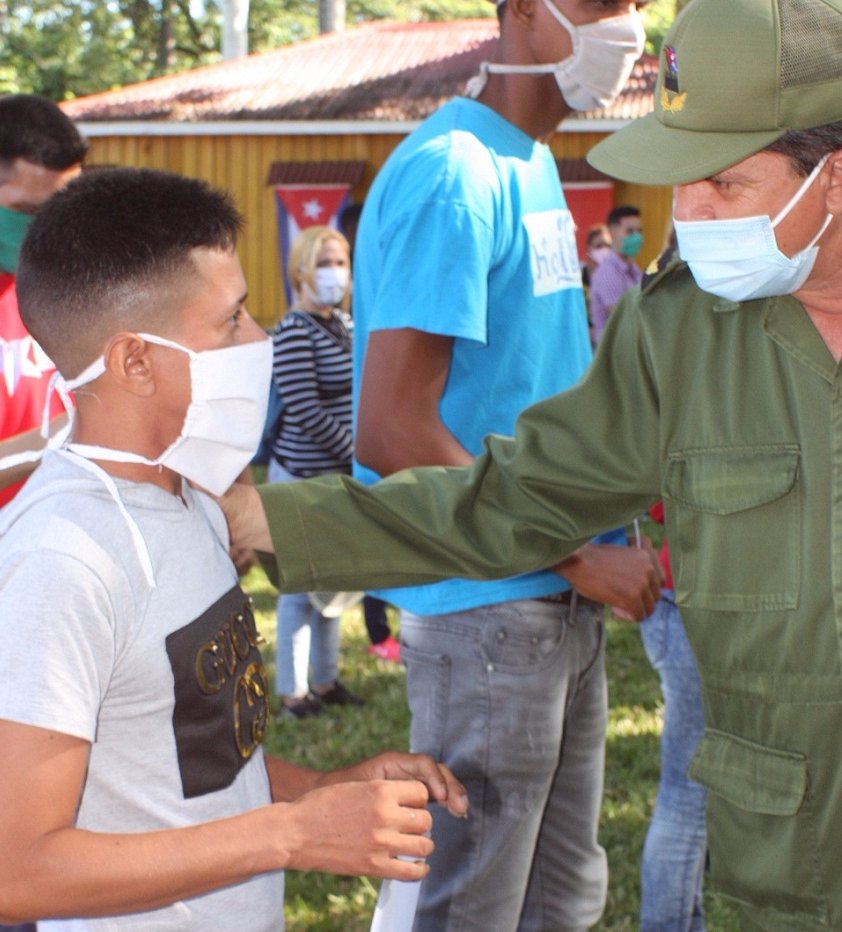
[772, 154, 831, 228]
[57, 449, 157, 588]
[65, 356, 106, 392]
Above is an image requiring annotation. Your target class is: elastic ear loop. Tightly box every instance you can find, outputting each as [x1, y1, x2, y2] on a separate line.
[56, 449, 157, 589]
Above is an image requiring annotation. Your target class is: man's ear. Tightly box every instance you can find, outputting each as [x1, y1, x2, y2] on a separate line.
[825, 149, 842, 215]
[505, 0, 536, 30]
[102, 333, 157, 397]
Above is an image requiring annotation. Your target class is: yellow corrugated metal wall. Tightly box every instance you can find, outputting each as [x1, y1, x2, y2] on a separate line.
[86, 131, 671, 329]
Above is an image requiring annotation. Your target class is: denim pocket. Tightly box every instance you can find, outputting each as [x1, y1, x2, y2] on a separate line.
[689, 729, 827, 923]
[401, 641, 452, 761]
[480, 617, 567, 675]
[664, 445, 800, 612]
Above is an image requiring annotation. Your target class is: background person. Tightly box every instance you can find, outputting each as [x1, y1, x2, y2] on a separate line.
[349, 0, 656, 928]
[639, 504, 706, 932]
[589, 203, 644, 345]
[0, 94, 87, 507]
[270, 225, 365, 718]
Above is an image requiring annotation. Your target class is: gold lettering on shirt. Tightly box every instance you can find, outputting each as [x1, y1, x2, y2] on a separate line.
[234, 661, 269, 759]
[194, 598, 265, 696]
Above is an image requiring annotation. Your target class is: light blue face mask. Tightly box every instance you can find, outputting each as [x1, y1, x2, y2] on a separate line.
[0, 205, 33, 274]
[673, 154, 832, 302]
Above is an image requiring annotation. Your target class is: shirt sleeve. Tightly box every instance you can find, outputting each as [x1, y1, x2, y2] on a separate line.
[368, 179, 495, 343]
[0, 546, 118, 742]
[258, 290, 665, 593]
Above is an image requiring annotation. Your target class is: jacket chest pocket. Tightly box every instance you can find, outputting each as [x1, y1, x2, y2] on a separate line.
[664, 446, 800, 612]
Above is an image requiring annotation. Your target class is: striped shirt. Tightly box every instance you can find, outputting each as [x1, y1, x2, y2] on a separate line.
[270, 309, 354, 478]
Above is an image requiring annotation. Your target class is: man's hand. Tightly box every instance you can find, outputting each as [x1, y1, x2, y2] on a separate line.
[317, 751, 469, 819]
[217, 482, 273, 553]
[229, 546, 257, 576]
[554, 540, 663, 621]
[279, 779, 436, 880]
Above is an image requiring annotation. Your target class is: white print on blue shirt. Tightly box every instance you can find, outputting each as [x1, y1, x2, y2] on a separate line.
[523, 209, 581, 297]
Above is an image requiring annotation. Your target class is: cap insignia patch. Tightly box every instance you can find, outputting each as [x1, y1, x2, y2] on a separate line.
[664, 45, 680, 92]
[660, 86, 687, 113]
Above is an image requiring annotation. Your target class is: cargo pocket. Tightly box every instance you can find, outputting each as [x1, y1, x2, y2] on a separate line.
[689, 729, 827, 922]
[664, 445, 800, 611]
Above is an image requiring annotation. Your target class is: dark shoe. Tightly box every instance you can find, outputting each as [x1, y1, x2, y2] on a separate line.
[279, 693, 323, 720]
[315, 680, 365, 707]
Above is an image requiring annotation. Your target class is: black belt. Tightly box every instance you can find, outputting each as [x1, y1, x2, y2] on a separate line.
[536, 591, 600, 609]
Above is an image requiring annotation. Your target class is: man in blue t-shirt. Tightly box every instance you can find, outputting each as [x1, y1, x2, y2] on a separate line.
[352, 0, 659, 928]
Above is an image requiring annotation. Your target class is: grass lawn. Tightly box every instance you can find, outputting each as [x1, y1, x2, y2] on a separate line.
[245, 563, 741, 931]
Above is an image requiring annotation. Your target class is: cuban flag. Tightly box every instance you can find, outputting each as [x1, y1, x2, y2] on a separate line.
[274, 185, 352, 303]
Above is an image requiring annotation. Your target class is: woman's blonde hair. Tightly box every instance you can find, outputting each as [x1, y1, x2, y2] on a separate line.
[287, 225, 351, 312]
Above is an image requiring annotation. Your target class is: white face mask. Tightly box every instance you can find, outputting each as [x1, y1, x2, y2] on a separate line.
[65, 332, 272, 497]
[465, 0, 645, 112]
[304, 266, 349, 307]
[674, 155, 832, 303]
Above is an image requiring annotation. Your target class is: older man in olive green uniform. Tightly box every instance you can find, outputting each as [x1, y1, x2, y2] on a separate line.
[225, 0, 842, 928]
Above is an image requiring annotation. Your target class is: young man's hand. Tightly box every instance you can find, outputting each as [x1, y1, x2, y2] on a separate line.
[276, 779, 435, 879]
[553, 540, 663, 621]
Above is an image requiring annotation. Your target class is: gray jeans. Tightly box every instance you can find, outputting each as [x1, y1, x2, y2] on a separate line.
[401, 597, 608, 932]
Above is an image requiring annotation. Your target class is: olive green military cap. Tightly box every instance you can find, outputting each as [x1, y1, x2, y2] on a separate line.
[588, 0, 842, 184]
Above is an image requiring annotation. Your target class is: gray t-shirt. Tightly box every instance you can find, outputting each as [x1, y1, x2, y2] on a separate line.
[0, 452, 284, 931]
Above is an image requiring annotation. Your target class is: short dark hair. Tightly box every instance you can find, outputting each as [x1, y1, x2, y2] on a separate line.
[765, 119, 842, 177]
[607, 204, 641, 227]
[17, 168, 243, 376]
[0, 94, 89, 171]
[586, 223, 610, 248]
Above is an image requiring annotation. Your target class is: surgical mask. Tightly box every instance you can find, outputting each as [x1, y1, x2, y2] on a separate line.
[465, 0, 645, 112]
[0, 205, 32, 274]
[304, 266, 349, 307]
[588, 245, 611, 265]
[674, 155, 832, 303]
[64, 332, 272, 497]
[619, 231, 643, 259]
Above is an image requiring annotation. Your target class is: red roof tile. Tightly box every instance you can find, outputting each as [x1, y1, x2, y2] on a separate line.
[62, 19, 656, 125]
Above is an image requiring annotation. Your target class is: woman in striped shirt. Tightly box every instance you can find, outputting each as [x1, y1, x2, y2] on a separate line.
[269, 226, 364, 718]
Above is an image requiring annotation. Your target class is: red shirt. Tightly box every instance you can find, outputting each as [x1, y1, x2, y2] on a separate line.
[0, 272, 63, 505]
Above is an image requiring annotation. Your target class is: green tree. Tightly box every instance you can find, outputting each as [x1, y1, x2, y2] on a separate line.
[0, 0, 222, 98]
[0, 0, 677, 101]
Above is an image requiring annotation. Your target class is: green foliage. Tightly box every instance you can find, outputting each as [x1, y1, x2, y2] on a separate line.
[243, 560, 741, 930]
[641, 0, 676, 56]
[0, 0, 222, 99]
[0, 0, 677, 100]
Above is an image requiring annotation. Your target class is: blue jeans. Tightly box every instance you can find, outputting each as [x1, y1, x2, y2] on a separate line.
[401, 597, 608, 932]
[639, 592, 707, 932]
[275, 591, 339, 697]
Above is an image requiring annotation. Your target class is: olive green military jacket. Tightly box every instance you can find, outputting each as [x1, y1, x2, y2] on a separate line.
[259, 256, 841, 930]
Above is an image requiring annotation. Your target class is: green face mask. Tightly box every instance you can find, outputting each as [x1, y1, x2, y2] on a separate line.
[620, 230, 644, 260]
[0, 205, 33, 274]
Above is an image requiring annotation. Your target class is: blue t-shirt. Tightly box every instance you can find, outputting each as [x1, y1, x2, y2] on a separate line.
[353, 97, 622, 614]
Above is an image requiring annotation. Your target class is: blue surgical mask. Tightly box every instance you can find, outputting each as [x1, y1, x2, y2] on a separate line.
[674, 155, 832, 302]
[0, 205, 32, 274]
